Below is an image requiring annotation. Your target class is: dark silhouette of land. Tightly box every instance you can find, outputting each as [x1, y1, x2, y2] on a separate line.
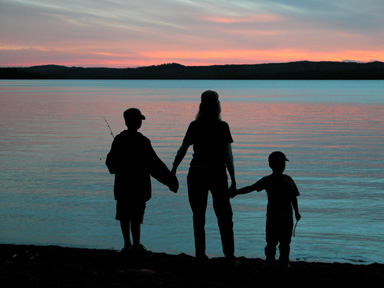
[1, 61, 383, 79]
[2, 244, 383, 288]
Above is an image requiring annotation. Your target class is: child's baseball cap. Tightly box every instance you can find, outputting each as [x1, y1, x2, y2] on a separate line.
[268, 151, 289, 164]
[124, 108, 146, 122]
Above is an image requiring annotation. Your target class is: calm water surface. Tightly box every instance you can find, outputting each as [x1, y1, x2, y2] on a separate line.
[0, 80, 383, 264]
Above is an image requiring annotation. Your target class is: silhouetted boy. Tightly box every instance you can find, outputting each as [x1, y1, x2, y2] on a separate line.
[106, 108, 178, 257]
[231, 151, 301, 269]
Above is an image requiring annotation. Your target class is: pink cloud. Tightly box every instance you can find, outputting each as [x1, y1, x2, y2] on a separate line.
[207, 14, 283, 24]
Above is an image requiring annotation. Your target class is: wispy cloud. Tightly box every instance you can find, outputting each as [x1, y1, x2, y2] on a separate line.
[0, 0, 383, 67]
[207, 14, 283, 24]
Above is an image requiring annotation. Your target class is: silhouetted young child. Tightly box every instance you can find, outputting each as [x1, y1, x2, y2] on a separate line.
[106, 108, 178, 258]
[231, 151, 301, 269]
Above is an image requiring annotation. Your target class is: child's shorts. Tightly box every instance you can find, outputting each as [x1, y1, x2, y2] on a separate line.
[115, 201, 146, 224]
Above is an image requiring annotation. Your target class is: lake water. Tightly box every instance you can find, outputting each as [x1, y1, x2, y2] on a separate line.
[0, 80, 383, 264]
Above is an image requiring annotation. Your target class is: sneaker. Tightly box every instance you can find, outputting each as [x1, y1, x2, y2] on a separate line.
[226, 257, 241, 269]
[277, 261, 291, 272]
[132, 244, 152, 257]
[120, 246, 132, 257]
[196, 254, 209, 265]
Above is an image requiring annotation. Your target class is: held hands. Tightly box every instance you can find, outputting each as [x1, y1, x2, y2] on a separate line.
[168, 173, 179, 193]
[171, 166, 177, 175]
[229, 182, 237, 198]
[295, 212, 301, 221]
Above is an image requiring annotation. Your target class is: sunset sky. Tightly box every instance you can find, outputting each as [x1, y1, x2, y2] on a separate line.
[1, 0, 383, 67]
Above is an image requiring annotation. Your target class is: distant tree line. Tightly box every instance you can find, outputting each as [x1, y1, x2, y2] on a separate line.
[1, 61, 383, 79]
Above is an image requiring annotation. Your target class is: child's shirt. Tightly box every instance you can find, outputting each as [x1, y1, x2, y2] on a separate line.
[251, 174, 300, 216]
[106, 130, 172, 203]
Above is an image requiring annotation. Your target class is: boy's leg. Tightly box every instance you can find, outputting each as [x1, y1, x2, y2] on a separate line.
[116, 201, 132, 251]
[210, 170, 235, 260]
[131, 202, 146, 249]
[131, 221, 141, 247]
[187, 168, 209, 260]
[120, 220, 132, 250]
[278, 217, 293, 266]
[265, 217, 278, 263]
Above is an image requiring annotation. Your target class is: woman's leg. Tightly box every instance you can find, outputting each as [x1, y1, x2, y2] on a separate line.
[210, 170, 235, 260]
[187, 168, 209, 259]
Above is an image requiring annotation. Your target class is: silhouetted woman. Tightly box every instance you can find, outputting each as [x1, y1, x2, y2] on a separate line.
[172, 90, 236, 264]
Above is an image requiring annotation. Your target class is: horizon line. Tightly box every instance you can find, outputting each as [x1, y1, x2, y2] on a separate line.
[2, 60, 383, 70]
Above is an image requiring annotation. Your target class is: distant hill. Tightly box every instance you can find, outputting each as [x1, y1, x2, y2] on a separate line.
[1, 61, 384, 79]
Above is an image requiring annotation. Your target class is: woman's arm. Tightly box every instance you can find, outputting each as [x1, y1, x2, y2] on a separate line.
[171, 141, 189, 174]
[224, 142, 236, 189]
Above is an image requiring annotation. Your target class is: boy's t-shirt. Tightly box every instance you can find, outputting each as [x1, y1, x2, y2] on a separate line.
[106, 130, 171, 203]
[252, 174, 300, 216]
[183, 120, 233, 168]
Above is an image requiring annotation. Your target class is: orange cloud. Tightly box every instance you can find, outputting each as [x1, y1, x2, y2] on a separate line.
[207, 14, 283, 24]
[0, 45, 50, 52]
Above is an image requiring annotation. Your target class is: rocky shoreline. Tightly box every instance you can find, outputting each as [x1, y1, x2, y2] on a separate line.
[1, 244, 383, 287]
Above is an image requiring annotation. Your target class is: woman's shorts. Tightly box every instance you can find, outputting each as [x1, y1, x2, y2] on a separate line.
[115, 201, 146, 223]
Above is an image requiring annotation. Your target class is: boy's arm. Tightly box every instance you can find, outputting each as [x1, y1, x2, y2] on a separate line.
[291, 196, 301, 221]
[105, 138, 118, 174]
[230, 183, 259, 198]
[148, 142, 179, 193]
[290, 178, 301, 220]
[237, 184, 258, 195]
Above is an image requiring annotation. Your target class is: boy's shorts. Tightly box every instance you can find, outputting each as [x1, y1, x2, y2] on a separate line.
[266, 215, 293, 245]
[115, 201, 146, 224]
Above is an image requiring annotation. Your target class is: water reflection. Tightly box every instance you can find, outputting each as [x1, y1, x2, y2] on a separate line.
[0, 80, 383, 263]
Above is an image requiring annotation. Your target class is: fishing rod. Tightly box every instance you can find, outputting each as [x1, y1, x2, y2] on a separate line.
[103, 116, 115, 139]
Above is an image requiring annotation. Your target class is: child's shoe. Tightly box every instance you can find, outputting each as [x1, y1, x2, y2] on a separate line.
[132, 244, 152, 258]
